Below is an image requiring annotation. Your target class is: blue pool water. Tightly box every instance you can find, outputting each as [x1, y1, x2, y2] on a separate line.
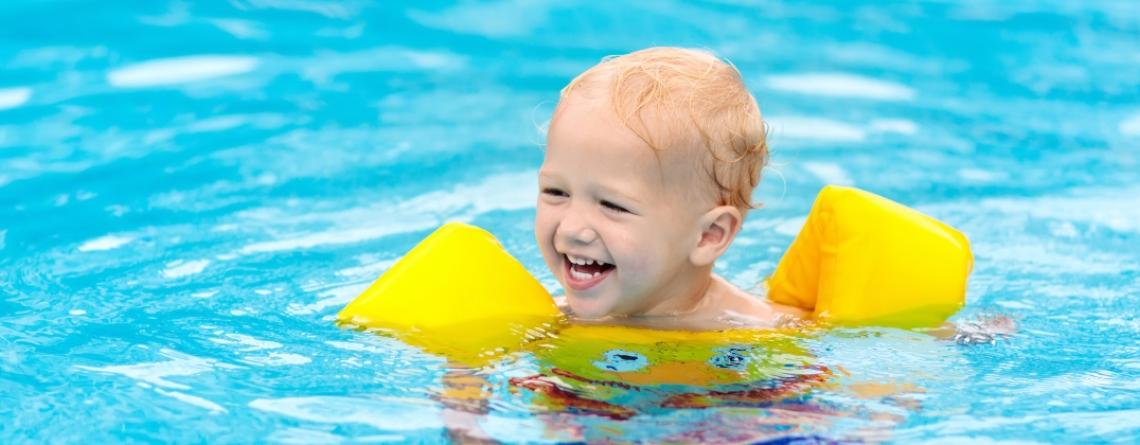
[2, 1, 1139, 443]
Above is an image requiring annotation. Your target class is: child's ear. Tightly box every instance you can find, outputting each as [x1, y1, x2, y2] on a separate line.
[689, 206, 743, 267]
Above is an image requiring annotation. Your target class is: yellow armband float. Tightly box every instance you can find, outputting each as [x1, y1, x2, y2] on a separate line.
[766, 186, 972, 328]
[337, 185, 972, 366]
[337, 223, 562, 363]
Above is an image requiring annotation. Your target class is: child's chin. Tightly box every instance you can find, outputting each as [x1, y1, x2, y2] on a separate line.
[565, 296, 613, 320]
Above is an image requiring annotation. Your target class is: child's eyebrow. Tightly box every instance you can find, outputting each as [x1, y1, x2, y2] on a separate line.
[537, 172, 568, 186]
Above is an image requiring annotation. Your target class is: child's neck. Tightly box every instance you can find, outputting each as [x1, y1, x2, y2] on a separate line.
[635, 266, 717, 318]
[602, 274, 800, 331]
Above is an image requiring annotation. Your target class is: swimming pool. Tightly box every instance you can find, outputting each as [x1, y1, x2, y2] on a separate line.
[2, 0, 1138, 442]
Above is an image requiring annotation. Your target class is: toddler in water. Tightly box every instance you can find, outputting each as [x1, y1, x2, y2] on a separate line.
[536, 47, 807, 330]
[444, 47, 1013, 441]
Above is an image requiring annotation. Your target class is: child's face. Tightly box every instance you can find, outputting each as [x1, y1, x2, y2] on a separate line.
[536, 94, 713, 319]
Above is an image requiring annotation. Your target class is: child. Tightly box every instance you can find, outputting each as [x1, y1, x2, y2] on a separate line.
[441, 47, 1013, 441]
[536, 47, 807, 330]
[440, 47, 833, 441]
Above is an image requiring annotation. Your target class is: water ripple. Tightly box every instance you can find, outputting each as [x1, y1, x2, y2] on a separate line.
[766, 72, 916, 101]
[107, 55, 260, 88]
[0, 87, 32, 110]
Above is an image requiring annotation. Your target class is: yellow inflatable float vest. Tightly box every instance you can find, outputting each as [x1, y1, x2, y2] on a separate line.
[337, 185, 972, 368]
[534, 325, 819, 387]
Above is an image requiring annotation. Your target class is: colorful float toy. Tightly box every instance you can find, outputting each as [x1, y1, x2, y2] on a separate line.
[337, 185, 973, 372]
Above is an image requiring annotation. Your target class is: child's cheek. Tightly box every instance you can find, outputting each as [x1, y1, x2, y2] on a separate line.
[533, 210, 559, 271]
[612, 245, 648, 284]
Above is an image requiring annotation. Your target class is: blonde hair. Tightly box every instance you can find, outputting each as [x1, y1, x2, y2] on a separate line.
[559, 47, 767, 212]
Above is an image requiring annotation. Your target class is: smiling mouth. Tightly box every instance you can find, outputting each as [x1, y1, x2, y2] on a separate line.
[563, 254, 615, 291]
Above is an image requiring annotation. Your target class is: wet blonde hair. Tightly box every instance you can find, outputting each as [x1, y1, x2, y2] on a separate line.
[559, 47, 767, 212]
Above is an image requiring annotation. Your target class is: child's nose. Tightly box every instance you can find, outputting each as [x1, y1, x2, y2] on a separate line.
[558, 212, 598, 245]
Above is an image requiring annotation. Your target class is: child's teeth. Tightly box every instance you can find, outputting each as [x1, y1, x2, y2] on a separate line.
[567, 254, 613, 270]
[569, 268, 603, 281]
[569, 255, 596, 266]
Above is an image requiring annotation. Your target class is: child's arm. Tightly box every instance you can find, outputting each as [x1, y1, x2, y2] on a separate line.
[924, 314, 1018, 344]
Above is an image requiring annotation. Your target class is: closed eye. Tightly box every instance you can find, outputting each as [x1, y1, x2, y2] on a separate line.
[600, 200, 631, 214]
[541, 187, 568, 198]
